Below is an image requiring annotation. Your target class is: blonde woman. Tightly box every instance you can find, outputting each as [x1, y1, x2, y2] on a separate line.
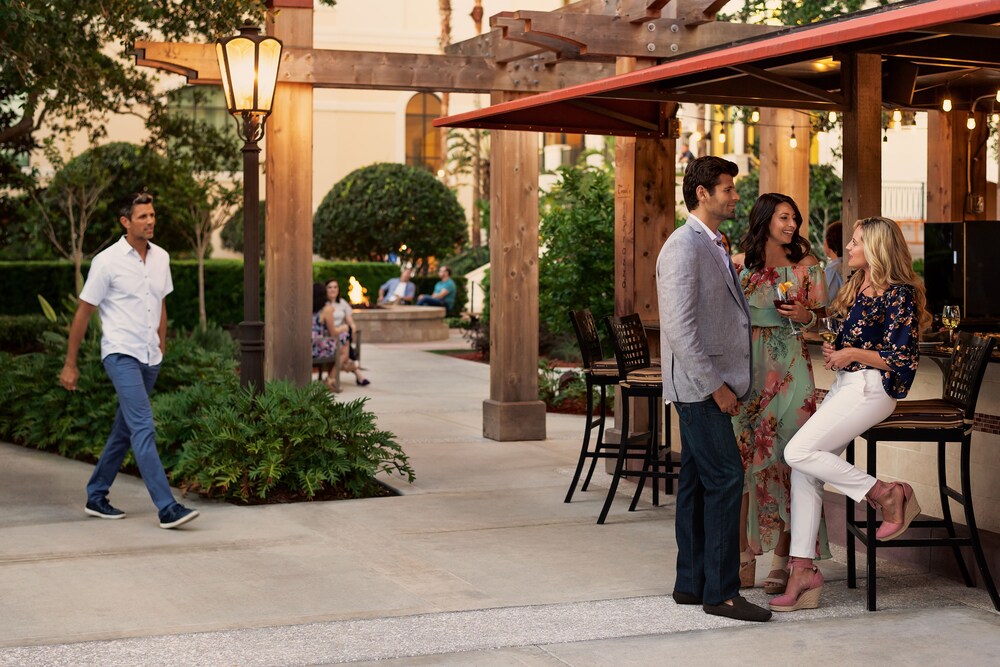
[770, 217, 930, 612]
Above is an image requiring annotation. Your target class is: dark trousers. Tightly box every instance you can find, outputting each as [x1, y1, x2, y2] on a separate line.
[672, 398, 743, 605]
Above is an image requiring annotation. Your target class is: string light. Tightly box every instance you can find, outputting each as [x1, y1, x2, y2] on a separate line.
[828, 110, 837, 123]
[750, 109, 760, 123]
[967, 115, 977, 130]
[943, 96, 953, 112]
[689, 130, 702, 143]
[718, 123, 726, 144]
[789, 125, 797, 149]
[892, 108, 902, 123]
[996, 90, 1000, 103]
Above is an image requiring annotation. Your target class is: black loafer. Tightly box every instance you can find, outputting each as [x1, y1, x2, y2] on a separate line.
[672, 590, 702, 605]
[703, 595, 772, 622]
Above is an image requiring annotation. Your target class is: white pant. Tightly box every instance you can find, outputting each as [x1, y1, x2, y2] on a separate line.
[785, 369, 897, 559]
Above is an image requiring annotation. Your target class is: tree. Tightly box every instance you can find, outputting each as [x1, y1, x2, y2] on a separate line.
[0, 1, 337, 229]
[447, 128, 490, 248]
[147, 105, 242, 331]
[30, 146, 113, 293]
[538, 165, 615, 345]
[313, 163, 467, 271]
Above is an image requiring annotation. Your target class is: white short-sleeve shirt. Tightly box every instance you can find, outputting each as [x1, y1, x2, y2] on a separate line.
[79, 236, 173, 365]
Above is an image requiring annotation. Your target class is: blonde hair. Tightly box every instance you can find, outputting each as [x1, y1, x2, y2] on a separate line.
[830, 216, 931, 335]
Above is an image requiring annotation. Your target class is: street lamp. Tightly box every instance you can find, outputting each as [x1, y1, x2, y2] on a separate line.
[216, 21, 283, 392]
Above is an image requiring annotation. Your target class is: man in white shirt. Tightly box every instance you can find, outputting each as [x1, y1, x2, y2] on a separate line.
[377, 267, 416, 305]
[59, 193, 199, 529]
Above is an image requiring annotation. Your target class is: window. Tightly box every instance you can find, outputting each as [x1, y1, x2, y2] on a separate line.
[405, 93, 442, 173]
[541, 132, 585, 169]
[166, 86, 231, 133]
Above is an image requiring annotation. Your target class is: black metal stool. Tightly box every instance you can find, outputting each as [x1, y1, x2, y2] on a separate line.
[846, 332, 998, 611]
[597, 314, 676, 525]
[565, 309, 622, 503]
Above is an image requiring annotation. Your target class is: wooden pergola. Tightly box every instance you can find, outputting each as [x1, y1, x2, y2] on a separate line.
[438, 0, 1000, 439]
[134, 0, 1000, 441]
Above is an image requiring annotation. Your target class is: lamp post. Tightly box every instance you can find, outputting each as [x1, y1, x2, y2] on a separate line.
[216, 21, 283, 392]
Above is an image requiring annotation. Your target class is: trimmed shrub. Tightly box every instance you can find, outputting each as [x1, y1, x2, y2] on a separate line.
[313, 163, 467, 266]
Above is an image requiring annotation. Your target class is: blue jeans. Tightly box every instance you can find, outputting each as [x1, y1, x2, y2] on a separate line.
[416, 296, 447, 308]
[86, 354, 175, 511]
[672, 398, 743, 605]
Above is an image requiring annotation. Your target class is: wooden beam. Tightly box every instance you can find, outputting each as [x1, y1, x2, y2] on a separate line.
[264, 3, 314, 386]
[675, 0, 732, 25]
[489, 11, 781, 60]
[841, 53, 883, 245]
[619, 0, 672, 24]
[730, 64, 844, 105]
[912, 22, 1000, 39]
[134, 41, 615, 94]
[484, 91, 546, 441]
[568, 100, 660, 131]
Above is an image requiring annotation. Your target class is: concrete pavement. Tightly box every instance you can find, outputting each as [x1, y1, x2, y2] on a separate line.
[1, 332, 998, 665]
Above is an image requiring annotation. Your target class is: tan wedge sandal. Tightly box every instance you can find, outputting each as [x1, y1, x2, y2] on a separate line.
[763, 554, 789, 595]
[739, 549, 756, 588]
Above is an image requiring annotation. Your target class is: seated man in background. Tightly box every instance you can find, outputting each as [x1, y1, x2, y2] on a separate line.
[378, 267, 415, 305]
[416, 265, 457, 312]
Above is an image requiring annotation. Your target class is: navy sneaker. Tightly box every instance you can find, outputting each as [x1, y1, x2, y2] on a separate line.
[158, 503, 200, 529]
[84, 498, 126, 520]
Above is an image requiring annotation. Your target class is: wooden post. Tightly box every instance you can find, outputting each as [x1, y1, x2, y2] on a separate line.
[265, 1, 314, 384]
[483, 91, 546, 441]
[841, 53, 882, 243]
[758, 107, 810, 238]
[927, 109, 990, 222]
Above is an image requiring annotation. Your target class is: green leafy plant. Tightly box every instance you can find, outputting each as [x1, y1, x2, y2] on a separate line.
[537, 361, 587, 409]
[538, 165, 615, 349]
[169, 381, 413, 502]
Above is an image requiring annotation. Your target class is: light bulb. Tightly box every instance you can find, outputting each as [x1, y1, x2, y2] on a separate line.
[750, 110, 760, 123]
[718, 130, 726, 144]
[828, 111, 837, 123]
[992, 113, 999, 124]
[996, 90, 1000, 103]
[967, 115, 977, 130]
[690, 130, 702, 143]
[943, 97, 953, 112]
[892, 109, 902, 123]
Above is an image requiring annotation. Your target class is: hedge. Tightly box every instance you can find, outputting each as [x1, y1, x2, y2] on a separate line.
[0, 261, 467, 328]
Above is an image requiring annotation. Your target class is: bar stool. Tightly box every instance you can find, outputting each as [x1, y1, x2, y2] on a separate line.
[846, 332, 998, 611]
[565, 309, 622, 503]
[597, 313, 676, 525]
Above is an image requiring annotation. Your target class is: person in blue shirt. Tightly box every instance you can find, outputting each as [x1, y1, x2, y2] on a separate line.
[377, 267, 415, 305]
[416, 265, 457, 311]
[823, 221, 844, 306]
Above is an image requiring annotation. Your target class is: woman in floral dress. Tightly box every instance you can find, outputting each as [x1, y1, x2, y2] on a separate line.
[731, 193, 830, 594]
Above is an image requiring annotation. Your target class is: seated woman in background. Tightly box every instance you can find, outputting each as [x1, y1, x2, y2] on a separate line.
[326, 279, 369, 386]
[312, 282, 346, 392]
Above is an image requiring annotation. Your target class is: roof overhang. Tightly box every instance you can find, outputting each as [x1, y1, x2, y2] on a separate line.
[435, 0, 1000, 138]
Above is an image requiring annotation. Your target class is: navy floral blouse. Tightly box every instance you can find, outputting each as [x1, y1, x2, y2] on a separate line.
[836, 283, 919, 398]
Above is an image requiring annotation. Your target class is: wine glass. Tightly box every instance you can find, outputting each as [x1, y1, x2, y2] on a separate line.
[942, 305, 961, 347]
[773, 278, 801, 337]
[819, 317, 842, 345]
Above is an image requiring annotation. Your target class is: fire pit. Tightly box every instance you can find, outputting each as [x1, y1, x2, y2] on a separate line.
[346, 276, 449, 344]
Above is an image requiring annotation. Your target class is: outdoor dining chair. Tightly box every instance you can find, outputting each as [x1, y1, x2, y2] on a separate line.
[845, 332, 999, 611]
[565, 309, 621, 503]
[598, 313, 676, 525]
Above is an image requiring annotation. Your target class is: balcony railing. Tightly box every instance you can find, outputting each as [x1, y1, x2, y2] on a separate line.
[882, 181, 925, 221]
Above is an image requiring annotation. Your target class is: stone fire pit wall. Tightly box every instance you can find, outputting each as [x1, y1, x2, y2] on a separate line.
[351, 305, 449, 343]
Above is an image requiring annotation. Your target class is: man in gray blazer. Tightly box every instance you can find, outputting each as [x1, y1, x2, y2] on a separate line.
[656, 156, 770, 622]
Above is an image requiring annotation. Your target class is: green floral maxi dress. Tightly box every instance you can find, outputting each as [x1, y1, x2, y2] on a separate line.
[732, 263, 831, 559]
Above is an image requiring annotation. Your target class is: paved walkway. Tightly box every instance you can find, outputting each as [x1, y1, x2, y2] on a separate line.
[1, 333, 998, 665]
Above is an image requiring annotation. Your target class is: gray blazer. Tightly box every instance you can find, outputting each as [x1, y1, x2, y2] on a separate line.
[656, 217, 752, 403]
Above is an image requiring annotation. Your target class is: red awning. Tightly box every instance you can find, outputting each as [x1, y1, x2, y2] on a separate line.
[435, 0, 1000, 137]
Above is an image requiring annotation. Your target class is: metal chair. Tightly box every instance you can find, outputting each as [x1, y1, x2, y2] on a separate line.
[846, 332, 998, 611]
[565, 309, 621, 503]
[598, 313, 676, 524]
